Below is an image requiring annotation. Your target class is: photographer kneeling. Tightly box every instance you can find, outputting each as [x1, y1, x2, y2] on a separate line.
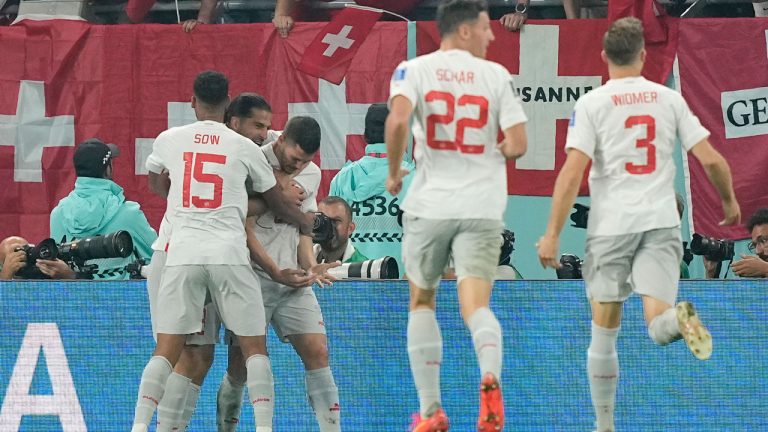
[313, 196, 369, 264]
[0, 236, 75, 280]
[732, 208, 768, 278]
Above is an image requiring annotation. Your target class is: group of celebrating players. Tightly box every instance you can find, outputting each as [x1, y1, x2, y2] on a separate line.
[131, 1, 741, 431]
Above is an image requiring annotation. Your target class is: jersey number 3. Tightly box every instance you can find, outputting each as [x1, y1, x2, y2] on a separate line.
[425, 91, 488, 154]
[182, 152, 227, 209]
[625, 115, 656, 175]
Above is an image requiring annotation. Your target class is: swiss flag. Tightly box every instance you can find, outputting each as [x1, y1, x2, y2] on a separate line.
[297, 7, 382, 85]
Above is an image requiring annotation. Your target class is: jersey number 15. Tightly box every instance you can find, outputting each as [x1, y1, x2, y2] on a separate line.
[182, 152, 227, 209]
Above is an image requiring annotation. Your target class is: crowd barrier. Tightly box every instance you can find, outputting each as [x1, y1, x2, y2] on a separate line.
[1, 279, 766, 431]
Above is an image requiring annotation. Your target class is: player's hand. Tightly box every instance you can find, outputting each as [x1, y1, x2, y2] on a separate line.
[732, 254, 768, 278]
[385, 169, 409, 196]
[536, 235, 561, 269]
[500, 11, 527, 32]
[309, 261, 341, 287]
[719, 198, 741, 226]
[1, 249, 26, 279]
[285, 180, 306, 208]
[36, 259, 76, 279]
[273, 14, 294, 38]
[275, 268, 315, 288]
[182, 19, 204, 33]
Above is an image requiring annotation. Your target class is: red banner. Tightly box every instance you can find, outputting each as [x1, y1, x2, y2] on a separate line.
[678, 19, 768, 240]
[0, 20, 406, 242]
[418, 19, 677, 197]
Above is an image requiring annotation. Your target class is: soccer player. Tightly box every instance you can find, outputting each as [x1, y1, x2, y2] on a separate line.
[133, 71, 313, 432]
[385, 1, 528, 430]
[536, 18, 740, 432]
[216, 116, 343, 432]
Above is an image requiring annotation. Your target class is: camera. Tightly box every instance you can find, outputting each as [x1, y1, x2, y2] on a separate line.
[690, 233, 735, 262]
[312, 212, 336, 244]
[13, 231, 134, 279]
[58, 231, 134, 265]
[15, 238, 59, 262]
[570, 203, 590, 229]
[556, 254, 583, 279]
[326, 256, 399, 280]
[125, 257, 149, 279]
[499, 229, 515, 266]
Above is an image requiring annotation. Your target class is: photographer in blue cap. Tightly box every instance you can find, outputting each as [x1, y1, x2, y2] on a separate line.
[49, 138, 157, 280]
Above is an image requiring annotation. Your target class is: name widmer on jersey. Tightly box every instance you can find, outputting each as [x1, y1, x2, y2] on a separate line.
[611, 91, 658, 106]
[194, 133, 220, 145]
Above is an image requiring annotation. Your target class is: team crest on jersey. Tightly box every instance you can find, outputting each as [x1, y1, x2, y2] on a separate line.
[393, 67, 407, 81]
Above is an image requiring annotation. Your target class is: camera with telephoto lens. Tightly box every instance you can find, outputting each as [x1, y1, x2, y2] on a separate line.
[14, 231, 134, 278]
[690, 233, 735, 262]
[326, 256, 399, 280]
[312, 212, 336, 244]
[556, 254, 583, 279]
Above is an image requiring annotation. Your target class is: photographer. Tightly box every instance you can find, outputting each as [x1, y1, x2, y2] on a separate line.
[732, 207, 768, 278]
[0, 236, 75, 280]
[313, 196, 369, 264]
[50, 139, 157, 280]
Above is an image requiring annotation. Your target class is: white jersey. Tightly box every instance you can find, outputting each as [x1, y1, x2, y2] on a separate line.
[146, 120, 276, 266]
[565, 76, 709, 236]
[389, 49, 527, 221]
[251, 142, 321, 277]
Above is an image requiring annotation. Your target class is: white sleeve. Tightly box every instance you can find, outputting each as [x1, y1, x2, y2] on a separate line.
[388, 60, 418, 108]
[498, 71, 528, 130]
[297, 165, 321, 213]
[564, 98, 597, 159]
[675, 93, 710, 151]
[242, 144, 277, 193]
[145, 132, 170, 174]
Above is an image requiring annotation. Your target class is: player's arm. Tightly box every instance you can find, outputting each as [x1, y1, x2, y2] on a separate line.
[148, 170, 170, 199]
[498, 124, 527, 160]
[385, 95, 413, 196]
[261, 186, 314, 235]
[537, 148, 591, 268]
[246, 216, 314, 288]
[689, 139, 740, 225]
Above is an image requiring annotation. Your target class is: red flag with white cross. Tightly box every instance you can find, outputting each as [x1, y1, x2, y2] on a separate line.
[297, 7, 382, 85]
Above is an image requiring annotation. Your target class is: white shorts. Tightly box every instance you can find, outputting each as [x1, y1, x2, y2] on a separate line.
[402, 214, 503, 290]
[146, 251, 221, 344]
[155, 264, 266, 337]
[583, 227, 682, 305]
[228, 275, 326, 345]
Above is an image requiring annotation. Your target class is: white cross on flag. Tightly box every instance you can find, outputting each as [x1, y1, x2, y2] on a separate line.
[297, 7, 382, 85]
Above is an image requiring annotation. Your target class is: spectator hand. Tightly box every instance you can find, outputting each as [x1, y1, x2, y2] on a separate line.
[500, 10, 527, 32]
[36, 259, 76, 279]
[385, 169, 409, 196]
[309, 261, 341, 287]
[536, 235, 561, 269]
[732, 254, 768, 278]
[1, 249, 26, 279]
[273, 14, 294, 38]
[182, 19, 205, 33]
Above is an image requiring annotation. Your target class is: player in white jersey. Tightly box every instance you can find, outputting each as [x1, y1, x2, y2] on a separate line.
[385, 1, 527, 430]
[536, 18, 740, 432]
[132, 72, 315, 432]
[144, 92, 319, 432]
[216, 116, 343, 432]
